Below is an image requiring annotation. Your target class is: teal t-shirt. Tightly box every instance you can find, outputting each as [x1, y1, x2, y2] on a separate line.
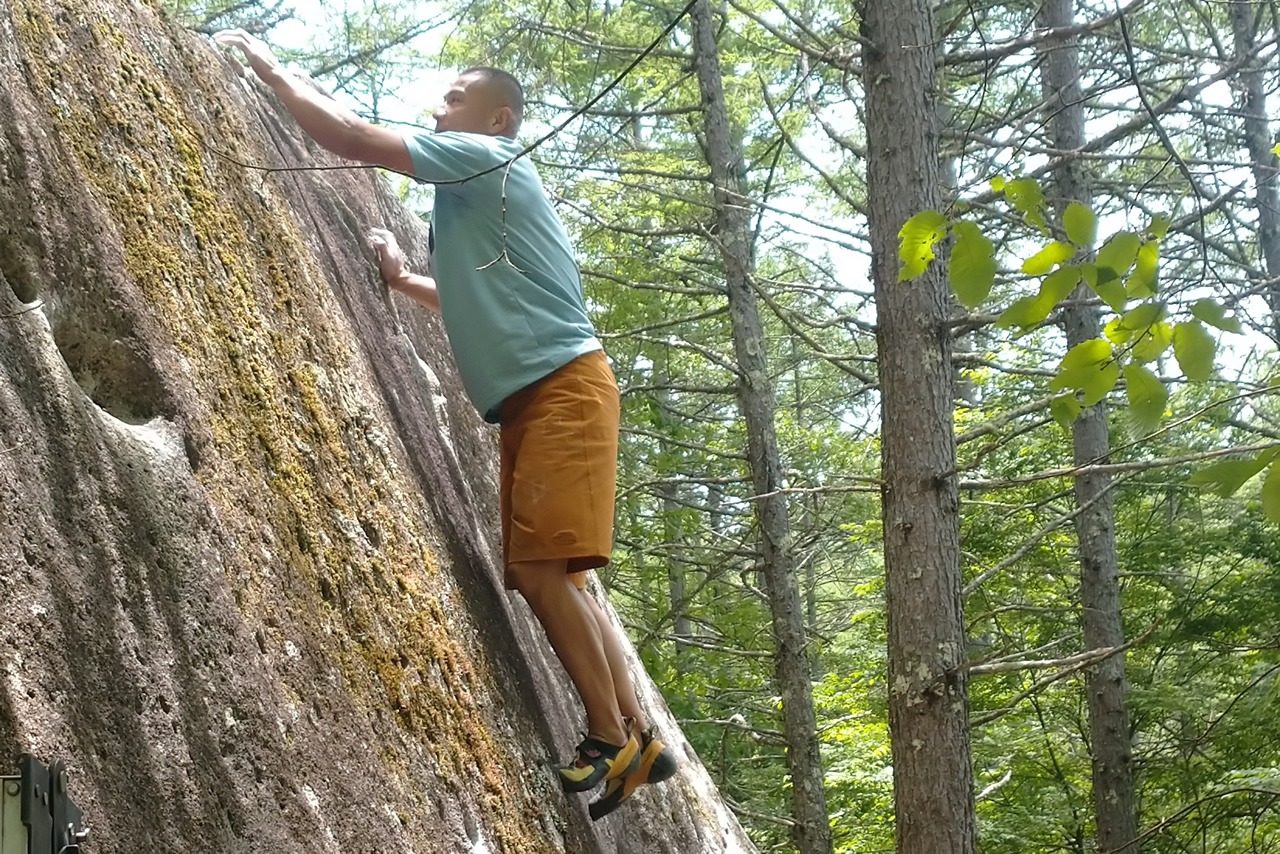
[401, 130, 601, 422]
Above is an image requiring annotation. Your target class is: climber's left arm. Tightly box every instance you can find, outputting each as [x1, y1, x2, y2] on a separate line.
[214, 30, 414, 175]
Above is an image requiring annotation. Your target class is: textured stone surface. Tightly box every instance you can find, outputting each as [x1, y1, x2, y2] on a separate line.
[0, 1, 755, 851]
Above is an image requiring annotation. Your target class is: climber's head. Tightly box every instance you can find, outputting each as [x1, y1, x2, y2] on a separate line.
[433, 67, 524, 139]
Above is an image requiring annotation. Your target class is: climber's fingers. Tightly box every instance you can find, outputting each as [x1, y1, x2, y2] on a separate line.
[367, 228, 407, 282]
[212, 29, 281, 81]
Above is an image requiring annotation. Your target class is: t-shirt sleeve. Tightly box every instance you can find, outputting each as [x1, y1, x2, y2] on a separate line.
[401, 131, 507, 183]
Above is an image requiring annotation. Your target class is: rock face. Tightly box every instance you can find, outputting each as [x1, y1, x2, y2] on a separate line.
[0, 1, 756, 851]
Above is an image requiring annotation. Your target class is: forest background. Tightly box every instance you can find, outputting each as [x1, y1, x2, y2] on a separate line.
[169, 0, 1280, 851]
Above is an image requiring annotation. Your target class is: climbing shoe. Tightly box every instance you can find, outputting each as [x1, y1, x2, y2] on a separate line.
[557, 729, 641, 793]
[588, 728, 678, 820]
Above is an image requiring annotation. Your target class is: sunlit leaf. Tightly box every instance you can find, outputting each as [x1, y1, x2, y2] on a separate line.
[1172, 320, 1216, 381]
[1190, 298, 1242, 333]
[1123, 364, 1167, 434]
[1147, 214, 1172, 239]
[1051, 393, 1082, 429]
[1088, 269, 1127, 313]
[1120, 301, 1166, 332]
[1051, 337, 1119, 405]
[1004, 177, 1047, 233]
[897, 209, 948, 281]
[998, 294, 1052, 330]
[1189, 452, 1274, 498]
[1104, 317, 1131, 345]
[1263, 461, 1280, 523]
[1063, 202, 1097, 247]
[1042, 265, 1082, 302]
[1021, 241, 1075, 275]
[949, 221, 996, 309]
[1095, 232, 1142, 283]
[1126, 240, 1159, 297]
[989, 175, 1006, 192]
[1131, 321, 1173, 363]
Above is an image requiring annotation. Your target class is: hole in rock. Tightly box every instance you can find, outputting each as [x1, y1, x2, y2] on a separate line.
[0, 230, 40, 305]
[49, 310, 167, 425]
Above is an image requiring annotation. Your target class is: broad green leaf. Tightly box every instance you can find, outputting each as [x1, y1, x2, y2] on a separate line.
[1088, 270, 1128, 313]
[1021, 241, 1075, 275]
[1190, 298, 1242, 333]
[1004, 177, 1047, 233]
[898, 209, 948, 281]
[989, 176, 1006, 192]
[949, 221, 996, 309]
[1051, 393, 1082, 429]
[1104, 317, 1131, 344]
[1272, 142, 1280, 159]
[1131, 320, 1173, 363]
[1189, 452, 1272, 498]
[1120, 301, 1166, 332]
[1123, 364, 1167, 434]
[1095, 232, 1142, 282]
[1263, 461, 1280, 523]
[1172, 320, 1216, 381]
[1063, 202, 1097, 247]
[998, 294, 1053, 330]
[1147, 214, 1172, 240]
[1052, 337, 1119, 405]
[998, 265, 1080, 329]
[1042, 265, 1082, 302]
[1082, 359, 1121, 405]
[1126, 240, 1159, 297]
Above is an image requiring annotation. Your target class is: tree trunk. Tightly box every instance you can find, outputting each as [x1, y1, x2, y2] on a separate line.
[1229, 0, 1280, 343]
[658, 384, 693, 658]
[861, 1, 975, 852]
[689, 2, 832, 851]
[1037, 1, 1140, 851]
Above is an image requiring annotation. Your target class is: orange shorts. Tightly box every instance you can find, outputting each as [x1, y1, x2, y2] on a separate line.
[497, 349, 619, 589]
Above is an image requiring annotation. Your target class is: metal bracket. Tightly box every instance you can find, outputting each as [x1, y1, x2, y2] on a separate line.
[0, 755, 89, 854]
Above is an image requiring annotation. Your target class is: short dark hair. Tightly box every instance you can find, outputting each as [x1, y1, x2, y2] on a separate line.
[461, 66, 525, 136]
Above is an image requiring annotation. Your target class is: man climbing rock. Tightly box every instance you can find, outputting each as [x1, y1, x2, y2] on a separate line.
[213, 30, 675, 818]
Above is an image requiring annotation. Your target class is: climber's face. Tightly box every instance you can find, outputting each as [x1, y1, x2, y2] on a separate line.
[433, 73, 513, 137]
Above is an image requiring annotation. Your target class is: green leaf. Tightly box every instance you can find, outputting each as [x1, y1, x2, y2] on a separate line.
[1004, 177, 1047, 233]
[1050, 393, 1082, 429]
[1095, 232, 1142, 282]
[997, 266, 1080, 330]
[1051, 337, 1119, 405]
[1190, 453, 1272, 498]
[1021, 241, 1075, 275]
[1190, 298, 1242, 333]
[1063, 202, 1097, 247]
[1272, 143, 1280, 159]
[898, 209, 948, 281]
[1131, 320, 1173, 363]
[997, 294, 1052, 330]
[949, 221, 996, 309]
[1120, 301, 1166, 332]
[1263, 461, 1280, 523]
[1042, 265, 1082, 302]
[989, 176, 1006, 192]
[1147, 214, 1172, 240]
[1104, 317, 1132, 345]
[1172, 320, 1216, 381]
[1088, 270, 1128, 314]
[1123, 364, 1167, 434]
[1126, 240, 1159, 297]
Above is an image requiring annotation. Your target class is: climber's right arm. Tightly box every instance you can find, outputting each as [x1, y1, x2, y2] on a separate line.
[214, 30, 414, 176]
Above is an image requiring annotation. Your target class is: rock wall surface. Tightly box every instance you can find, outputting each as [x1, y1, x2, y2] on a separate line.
[0, 0, 756, 851]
